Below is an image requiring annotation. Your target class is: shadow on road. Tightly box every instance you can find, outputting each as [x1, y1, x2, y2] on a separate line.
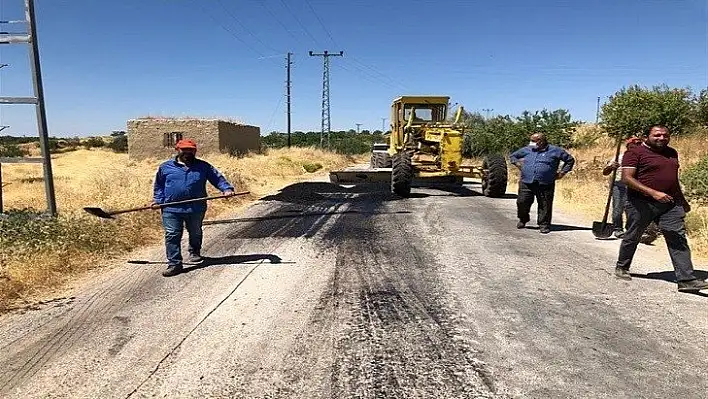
[127, 254, 287, 272]
[630, 270, 708, 297]
[524, 224, 593, 232]
[182, 254, 286, 273]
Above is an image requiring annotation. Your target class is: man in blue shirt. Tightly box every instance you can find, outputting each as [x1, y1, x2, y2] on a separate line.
[152, 139, 235, 277]
[508, 133, 575, 234]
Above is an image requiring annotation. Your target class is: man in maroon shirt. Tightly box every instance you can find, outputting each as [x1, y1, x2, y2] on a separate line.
[615, 125, 708, 292]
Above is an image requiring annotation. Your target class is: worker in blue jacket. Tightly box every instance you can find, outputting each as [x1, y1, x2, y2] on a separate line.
[152, 139, 235, 276]
[509, 133, 575, 234]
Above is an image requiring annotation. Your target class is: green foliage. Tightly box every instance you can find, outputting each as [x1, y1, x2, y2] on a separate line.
[107, 132, 128, 153]
[682, 156, 708, 204]
[600, 84, 695, 137]
[460, 109, 579, 157]
[82, 137, 105, 149]
[0, 136, 37, 146]
[302, 162, 323, 173]
[0, 144, 29, 158]
[696, 88, 708, 127]
[261, 130, 387, 155]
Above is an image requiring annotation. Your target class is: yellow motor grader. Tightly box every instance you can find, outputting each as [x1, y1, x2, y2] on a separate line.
[330, 95, 508, 198]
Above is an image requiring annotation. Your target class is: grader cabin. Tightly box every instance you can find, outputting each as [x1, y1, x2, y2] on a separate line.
[127, 117, 260, 160]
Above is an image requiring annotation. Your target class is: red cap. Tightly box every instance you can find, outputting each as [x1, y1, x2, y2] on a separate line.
[175, 139, 197, 150]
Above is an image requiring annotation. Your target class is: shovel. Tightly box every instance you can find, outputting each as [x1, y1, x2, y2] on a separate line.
[592, 136, 624, 239]
[83, 191, 250, 219]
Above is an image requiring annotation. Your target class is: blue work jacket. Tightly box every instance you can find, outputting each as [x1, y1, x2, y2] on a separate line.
[153, 157, 234, 213]
[509, 145, 575, 185]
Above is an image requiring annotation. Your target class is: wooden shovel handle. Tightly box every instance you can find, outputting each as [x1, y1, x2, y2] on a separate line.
[111, 191, 250, 216]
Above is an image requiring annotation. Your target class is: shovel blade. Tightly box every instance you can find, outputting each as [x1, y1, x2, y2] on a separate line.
[83, 207, 115, 219]
[592, 221, 614, 239]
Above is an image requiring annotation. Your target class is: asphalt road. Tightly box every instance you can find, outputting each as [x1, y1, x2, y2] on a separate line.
[0, 178, 706, 398]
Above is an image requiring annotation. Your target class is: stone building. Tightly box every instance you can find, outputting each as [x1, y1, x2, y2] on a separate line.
[126, 117, 260, 160]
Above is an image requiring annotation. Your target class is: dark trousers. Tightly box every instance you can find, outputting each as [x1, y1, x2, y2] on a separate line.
[517, 181, 555, 228]
[611, 181, 627, 231]
[616, 197, 696, 282]
[161, 211, 205, 266]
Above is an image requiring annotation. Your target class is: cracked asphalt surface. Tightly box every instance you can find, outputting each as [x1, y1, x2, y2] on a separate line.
[0, 178, 706, 398]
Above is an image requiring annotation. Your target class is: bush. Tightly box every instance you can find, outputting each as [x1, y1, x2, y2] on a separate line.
[601, 84, 695, 137]
[302, 162, 323, 173]
[682, 156, 708, 204]
[0, 144, 29, 158]
[82, 137, 105, 149]
[697, 88, 708, 127]
[107, 133, 128, 153]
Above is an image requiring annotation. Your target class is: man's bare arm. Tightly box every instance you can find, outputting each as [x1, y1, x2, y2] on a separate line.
[621, 167, 673, 203]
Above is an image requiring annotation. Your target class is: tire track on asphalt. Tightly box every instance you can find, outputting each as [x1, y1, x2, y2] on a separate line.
[259, 185, 500, 398]
[0, 267, 143, 392]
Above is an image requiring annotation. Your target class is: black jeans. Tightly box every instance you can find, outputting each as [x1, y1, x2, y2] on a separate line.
[611, 181, 627, 231]
[517, 181, 555, 228]
[616, 197, 696, 282]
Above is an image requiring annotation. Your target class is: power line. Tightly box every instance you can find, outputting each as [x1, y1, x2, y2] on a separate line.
[278, 0, 324, 47]
[215, 0, 281, 54]
[303, 0, 337, 47]
[257, 0, 305, 47]
[194, 0, 271, 60]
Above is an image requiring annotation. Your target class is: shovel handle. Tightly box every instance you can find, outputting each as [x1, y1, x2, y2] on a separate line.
[110, 191, 250, 216]
[600, 136, 625, 225]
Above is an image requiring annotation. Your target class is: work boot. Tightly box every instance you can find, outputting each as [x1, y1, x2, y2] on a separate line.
[677, 279, 708, 293]
[539, 226, 551, 234]
[162, 264, 183, 277]
[516, 221, 526, 229]
[187, 253, 203, 264]
[614, 267, 632, 280]
[613, 229, 625, 239]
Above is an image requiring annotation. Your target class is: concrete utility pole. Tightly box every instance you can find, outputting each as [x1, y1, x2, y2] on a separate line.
[286, 52, 292, 148]
[0, 0, 56, 216]
[596, 96, 600, 123]
[355, 123, 362, 133]
[309, 50, 343, 149]
[381, 118, 387, 132]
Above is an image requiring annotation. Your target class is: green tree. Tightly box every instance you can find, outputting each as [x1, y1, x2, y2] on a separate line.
[696, 88, 708, 126]
[107, 132, 128, 153]
[600, 84, 695, 137]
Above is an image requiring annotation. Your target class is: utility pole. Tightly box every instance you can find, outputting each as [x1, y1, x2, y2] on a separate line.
[595, 96, 600, 124]
[286, 52, 292, 148]
[0, 0, 57, 216]
[482, 108, 493, 119]
[381, 118, 387, 133]
[355, 123, 362, 133]
[309, 50, 343, 149]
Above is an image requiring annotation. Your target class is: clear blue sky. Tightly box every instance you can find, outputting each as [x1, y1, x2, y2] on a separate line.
[0, 0, 706, 137]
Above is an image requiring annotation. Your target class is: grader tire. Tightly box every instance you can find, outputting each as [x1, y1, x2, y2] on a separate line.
[370, 151, 392, 168]
[391, 151, 413, 197]
[381, 153, 392, 168]
[482, 154, 508, 197]
[369, 152, 381, 168]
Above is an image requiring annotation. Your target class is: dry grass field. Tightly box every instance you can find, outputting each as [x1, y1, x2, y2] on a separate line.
[0, 147, 355, 311]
